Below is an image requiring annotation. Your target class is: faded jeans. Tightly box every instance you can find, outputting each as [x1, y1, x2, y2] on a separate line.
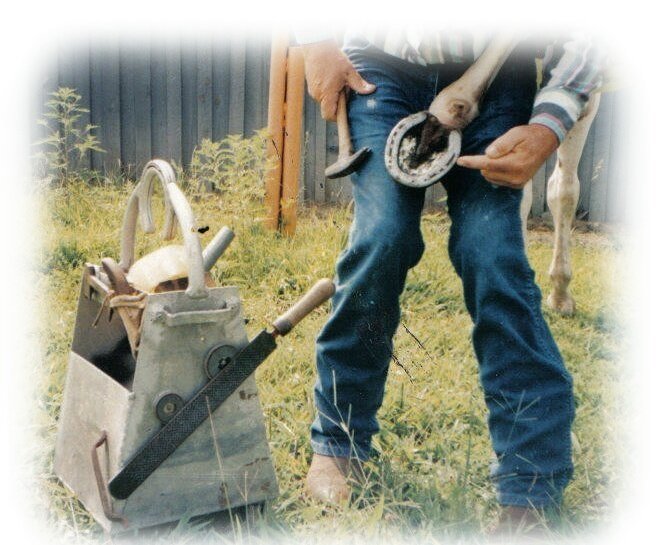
[310, 44, 575, 508]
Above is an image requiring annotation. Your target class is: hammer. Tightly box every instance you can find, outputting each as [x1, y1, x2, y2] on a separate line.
[324, 92, 371, 179]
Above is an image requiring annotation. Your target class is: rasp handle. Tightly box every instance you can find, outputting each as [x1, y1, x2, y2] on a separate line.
[272, 279, 335, 336]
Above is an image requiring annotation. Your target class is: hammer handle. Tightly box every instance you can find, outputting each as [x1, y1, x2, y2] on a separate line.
[272, 279, 336, 336]
[336, 93, 352, 157]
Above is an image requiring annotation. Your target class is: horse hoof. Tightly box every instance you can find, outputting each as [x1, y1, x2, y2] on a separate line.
[546, 293, 576, 315]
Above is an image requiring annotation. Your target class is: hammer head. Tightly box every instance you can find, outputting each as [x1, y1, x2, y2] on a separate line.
[385, 111, 461, 188]
[325, 147, 371, 179]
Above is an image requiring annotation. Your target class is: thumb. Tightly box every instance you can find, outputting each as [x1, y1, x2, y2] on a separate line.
[345, 69, 376, 95]
[485, 128, 524, 158]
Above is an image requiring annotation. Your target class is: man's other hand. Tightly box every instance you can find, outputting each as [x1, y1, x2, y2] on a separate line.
[456, 124, 559, 188]
[301, 40, 376, 121]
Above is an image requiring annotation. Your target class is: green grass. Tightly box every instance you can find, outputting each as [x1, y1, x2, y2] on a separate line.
[34, 177, 625, 543]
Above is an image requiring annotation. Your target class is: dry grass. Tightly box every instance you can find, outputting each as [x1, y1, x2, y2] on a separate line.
[32, 176, 626, 544]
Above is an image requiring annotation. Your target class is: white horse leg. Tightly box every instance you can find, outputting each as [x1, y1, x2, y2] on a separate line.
[545, 93, 601, 314]
[428, 36, 517, 129]
[520, 180, 533, 244]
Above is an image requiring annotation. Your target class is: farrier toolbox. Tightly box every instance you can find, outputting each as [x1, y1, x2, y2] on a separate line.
[54, 160, 334, 533]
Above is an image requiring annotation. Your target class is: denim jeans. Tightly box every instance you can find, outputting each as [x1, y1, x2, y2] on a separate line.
[310, 45, 575, 508]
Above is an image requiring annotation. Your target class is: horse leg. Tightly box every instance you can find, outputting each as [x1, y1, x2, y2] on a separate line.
[428, 36, 517, 129]
[545, 92, 601, 314]
[520, 180, 533, 244]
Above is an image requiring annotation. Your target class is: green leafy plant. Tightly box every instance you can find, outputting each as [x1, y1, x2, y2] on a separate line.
[188, 131, 270, 196]
[46, 240, 87, 272]
[35, 87, 105, 184]
[187, 129, 273, 230]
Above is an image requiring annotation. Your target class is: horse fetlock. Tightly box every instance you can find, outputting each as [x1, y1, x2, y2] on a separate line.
[547, 263, 575, 314]
[547, 290, 576, 315]
[429, 93, 478, 130]
[548, 262, 572, 283]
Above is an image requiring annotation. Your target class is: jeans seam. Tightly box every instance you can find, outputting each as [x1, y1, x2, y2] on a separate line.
[522, 262, 574, 473]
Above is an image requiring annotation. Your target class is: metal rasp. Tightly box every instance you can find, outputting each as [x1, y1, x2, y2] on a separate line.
[108, 279, 335, 500]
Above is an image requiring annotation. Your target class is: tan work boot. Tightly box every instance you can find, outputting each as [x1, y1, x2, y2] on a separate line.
[489, 506, 547, 537]
[304, 454, 364, 504]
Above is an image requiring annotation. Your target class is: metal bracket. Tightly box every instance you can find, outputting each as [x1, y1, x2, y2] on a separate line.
[91, 431, 129, 528]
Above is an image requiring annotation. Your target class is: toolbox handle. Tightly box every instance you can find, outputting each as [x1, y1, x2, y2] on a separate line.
[119, 160, 208, 299]
[91, 431, 128, 527]
[157, 305, 238, 327]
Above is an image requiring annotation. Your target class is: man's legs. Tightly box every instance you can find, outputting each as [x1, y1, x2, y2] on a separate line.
[308, 48, 575, 510]
[309, 52, 449, 469]
[442, 53, 575, 508]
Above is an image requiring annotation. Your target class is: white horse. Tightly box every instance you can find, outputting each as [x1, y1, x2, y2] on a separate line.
[428, 37, 600, 315]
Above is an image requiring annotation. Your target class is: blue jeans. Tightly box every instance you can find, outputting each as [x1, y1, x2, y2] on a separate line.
[310, 45, 575, 508]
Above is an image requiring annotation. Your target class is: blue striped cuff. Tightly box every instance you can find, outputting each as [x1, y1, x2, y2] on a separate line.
[529, 111, 567, 143]
[529, 87, 587, 143]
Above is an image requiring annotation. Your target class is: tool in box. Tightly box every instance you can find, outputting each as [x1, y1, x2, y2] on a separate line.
[54, 160, 334, 533]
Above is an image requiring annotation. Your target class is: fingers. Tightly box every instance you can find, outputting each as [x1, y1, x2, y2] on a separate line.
[320, 94, 339, 121]
[319, 71, 376, 121]
[456, 154, 529, 187]
[485, 127, 525, 158]
[345, 69, 376, 95]
[456, 155, 508, 173]
[456, 125, 555, 188]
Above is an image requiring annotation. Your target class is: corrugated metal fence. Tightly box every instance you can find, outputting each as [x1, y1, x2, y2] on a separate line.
[35, 39, 625, 222]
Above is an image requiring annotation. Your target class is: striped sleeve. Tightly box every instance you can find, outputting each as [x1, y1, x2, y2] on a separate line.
[529, 36, 603, 142]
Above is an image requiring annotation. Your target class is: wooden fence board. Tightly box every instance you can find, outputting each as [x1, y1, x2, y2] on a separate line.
[606, 91, 627, 223]
[32, 56, 60, 177]
[427, 180, 447, 209]
[211, 42, 231, 141]
[588, 91, 614, 222]
[324, 121, 354, 203]
[531, 164, 547, 217]
[313, 104, 328, 203]
[90, 47, 121, 173]
[577, 112, 597, 217]
[72, 47, 92, 171]
[149, 47, 167, 161]
[57, 46, 93, 171]
[132, 48, 152, 174]
[302, 94, 316, 202]
[119, 47, 137, 177]
[244, 39, 268, 136]
[165, 44, 183, 166]
[181, 46, 198, 168]
[228, 37, 246, 135]
[196, 41, 213, 143]
[39, 41, 620, 222]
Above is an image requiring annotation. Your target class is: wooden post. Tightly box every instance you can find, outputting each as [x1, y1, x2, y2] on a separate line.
[264, 34, 289, 231]
[265, 35, 305, 236]
[280, 47, 305, 236]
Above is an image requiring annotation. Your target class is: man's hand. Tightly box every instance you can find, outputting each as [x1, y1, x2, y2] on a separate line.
[301, 40, 376, 121]
[456, 124, 559, 188]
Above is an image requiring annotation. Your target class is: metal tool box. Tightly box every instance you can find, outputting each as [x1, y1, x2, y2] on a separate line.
[54, 161, 280, 533]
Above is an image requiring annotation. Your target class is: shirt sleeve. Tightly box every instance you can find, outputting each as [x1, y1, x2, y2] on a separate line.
[529, 36, 603, 142]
